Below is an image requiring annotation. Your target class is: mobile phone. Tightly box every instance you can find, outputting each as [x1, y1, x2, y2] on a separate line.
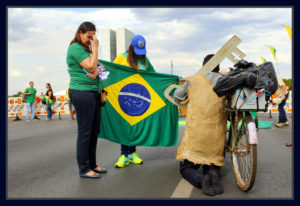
[89, 36, 93, 40]
[83, 68, 89, 74]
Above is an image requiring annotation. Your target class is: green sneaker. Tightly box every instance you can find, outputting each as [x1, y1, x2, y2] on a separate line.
[115, 155, 129, 168]
[128, 152, 143, 164]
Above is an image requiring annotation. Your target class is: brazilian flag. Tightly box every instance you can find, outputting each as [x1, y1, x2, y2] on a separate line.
[44, 95, 54, 104]
[98, 60, 179, 146]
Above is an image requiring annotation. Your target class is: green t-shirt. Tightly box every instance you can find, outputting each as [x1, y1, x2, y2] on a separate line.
[66, 43, 100, 92]
[24, 87, 37, 103]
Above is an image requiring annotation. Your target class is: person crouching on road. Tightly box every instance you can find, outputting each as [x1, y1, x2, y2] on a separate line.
[113, 35, 156, 168]
[176, 54, 228, 196]
[66, 21, 107, 179]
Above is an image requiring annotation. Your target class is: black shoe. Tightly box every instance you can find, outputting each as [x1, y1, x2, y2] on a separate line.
[80, 172, 101, 179]
[93, 168, 107, 174]
[209, 165, 224, 195]
[202, 165, 216, 196]
[202, 174, 215, 196]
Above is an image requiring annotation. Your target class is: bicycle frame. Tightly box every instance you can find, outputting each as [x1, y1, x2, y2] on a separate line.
[226, 110, 251, 153]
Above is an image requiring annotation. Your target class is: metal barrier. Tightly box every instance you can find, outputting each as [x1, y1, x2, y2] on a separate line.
[8, 95, 70, 118]
[8, 92, 292, 118]
[7, 97, 25, 117]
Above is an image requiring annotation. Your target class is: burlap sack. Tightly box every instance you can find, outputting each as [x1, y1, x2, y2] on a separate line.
[176, 74, 228, 166]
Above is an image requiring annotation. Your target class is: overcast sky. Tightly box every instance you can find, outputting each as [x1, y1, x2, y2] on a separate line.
[8, 7, 292, 95]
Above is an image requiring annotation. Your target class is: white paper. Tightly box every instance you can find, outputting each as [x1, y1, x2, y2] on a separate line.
[98, 65, 110, 80]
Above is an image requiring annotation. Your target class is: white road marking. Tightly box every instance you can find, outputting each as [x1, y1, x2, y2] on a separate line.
[119, 92, 151, 103]
[171, 178, 194, 198]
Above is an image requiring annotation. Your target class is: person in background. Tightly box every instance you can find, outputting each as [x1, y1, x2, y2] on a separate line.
[113, 34, 155, 168]
[275, 77, 289, 128]
[45, 83, 53, 120]
[67, 21, 106, 179]
[23, 81, 37, 121]
[66, 87, 76, 120]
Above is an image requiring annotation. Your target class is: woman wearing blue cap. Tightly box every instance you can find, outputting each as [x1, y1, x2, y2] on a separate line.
[113, 34, 155, 168]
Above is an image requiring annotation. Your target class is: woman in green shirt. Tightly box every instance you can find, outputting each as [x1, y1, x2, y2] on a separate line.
[66, 21, 106, 179]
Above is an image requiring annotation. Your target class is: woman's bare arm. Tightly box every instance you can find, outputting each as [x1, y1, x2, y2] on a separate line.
[79, 35, 99, 73]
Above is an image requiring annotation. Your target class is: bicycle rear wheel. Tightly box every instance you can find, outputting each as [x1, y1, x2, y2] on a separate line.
[230, 112, 257, 191]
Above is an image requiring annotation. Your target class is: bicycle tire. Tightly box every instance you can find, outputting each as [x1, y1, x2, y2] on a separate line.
[230, 112, 257, 191]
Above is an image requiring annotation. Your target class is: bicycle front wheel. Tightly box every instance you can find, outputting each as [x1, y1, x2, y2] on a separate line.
[231, 112, 257, 192]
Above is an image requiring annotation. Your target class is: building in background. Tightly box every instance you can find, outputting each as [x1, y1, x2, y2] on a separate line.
[116, 28, 135, 56]
[100, 27, 135, 62]
[100, 29, 116, 62]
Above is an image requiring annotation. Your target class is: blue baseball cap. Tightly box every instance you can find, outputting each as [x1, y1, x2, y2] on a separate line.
[131, 35, 147, 55]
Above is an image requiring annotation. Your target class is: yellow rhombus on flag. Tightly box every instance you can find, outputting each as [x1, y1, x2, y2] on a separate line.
[105, 73, 166, 126]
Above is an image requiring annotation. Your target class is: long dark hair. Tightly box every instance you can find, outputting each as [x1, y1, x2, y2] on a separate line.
[46, 83, 52, 89]
[46, 83, 52, 98]
[69, 21, 96, 53]
[127, 44, 148, 71]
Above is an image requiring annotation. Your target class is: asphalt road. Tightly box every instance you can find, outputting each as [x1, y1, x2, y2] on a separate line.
[7, 113, 293, 199]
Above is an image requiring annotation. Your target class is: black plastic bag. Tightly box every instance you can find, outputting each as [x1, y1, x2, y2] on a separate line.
[213, 60, 258, 97]
[233, 59, 259, 71]
[254, 62, 278, 94]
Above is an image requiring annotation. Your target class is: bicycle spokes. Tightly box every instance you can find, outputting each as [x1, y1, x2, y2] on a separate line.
[230, 112, 257, 191]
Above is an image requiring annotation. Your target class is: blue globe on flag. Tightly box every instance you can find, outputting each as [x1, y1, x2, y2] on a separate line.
[118, 83, 151, 116]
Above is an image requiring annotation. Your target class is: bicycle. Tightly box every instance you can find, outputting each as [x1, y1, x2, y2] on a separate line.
[223, 87, 271, 191]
